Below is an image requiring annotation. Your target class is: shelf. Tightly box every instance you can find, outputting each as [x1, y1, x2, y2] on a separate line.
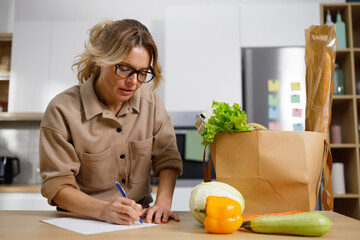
[333, 198, 360, 219]
[333, 95, 354, 100]
[0, 33, 12, 41]
[330, 144, 357, 148]
[322, 2, 360, 220]
[0, 34, 11, 112]
[0, 33, 12, 38]
[334, 193, 360, 199]
[0, 113, 43, 121]
[337, 48, 352, 53]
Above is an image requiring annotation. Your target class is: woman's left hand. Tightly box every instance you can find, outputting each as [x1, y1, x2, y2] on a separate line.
[142, 204, 180, 224]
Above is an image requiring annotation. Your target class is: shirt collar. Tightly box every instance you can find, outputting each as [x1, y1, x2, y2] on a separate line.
[80, 76, 142, 120]
[80, 76, 103, 120]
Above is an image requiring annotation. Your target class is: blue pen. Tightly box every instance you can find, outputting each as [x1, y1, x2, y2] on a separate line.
[115, 181, 143, 224]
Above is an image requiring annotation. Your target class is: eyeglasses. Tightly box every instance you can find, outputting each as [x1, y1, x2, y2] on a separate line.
[114, 64, 155, 83]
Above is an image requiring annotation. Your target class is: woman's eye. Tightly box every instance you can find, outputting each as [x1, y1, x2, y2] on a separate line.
[139, 72, 147, 76]
[119, 66, 131, 72]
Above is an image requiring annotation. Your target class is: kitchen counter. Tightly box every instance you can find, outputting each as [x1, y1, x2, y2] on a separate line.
[0, 211, 359, 239]
[0, 184, 41, 193]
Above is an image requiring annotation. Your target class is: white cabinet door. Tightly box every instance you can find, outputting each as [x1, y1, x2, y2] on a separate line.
[0, 0, 14, 33]
[9, 21, 91, 113]
[47, 21, 91, 106]
[240, 3, 321, 47]
[9, 21, 51, 113]
[0, 193, 56, 210]
[164, 6, 242, 112]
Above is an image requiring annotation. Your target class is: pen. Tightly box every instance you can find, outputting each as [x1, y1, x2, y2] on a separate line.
[115, 181, 143, 224]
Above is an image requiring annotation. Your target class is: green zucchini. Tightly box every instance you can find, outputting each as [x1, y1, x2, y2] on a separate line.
[242, 212, 332, 237]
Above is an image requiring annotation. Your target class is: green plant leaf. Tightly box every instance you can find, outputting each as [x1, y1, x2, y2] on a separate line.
[201, 101, 253, 146]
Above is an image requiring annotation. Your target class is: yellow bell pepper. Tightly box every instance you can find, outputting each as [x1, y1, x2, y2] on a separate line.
[203, 196, 243, 234]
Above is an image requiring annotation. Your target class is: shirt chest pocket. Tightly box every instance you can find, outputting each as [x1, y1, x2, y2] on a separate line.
[78, 146, 115, 188]
[129, 137, 153, 183]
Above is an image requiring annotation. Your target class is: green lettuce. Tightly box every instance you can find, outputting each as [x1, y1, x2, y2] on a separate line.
[201, 101, 253, 146]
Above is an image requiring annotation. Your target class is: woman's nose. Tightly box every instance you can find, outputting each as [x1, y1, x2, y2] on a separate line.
[126, 73, 138, 85]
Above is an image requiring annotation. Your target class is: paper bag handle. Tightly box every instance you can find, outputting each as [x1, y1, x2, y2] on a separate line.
[322, 139, 334, 210]
[203, 145, 213, 182]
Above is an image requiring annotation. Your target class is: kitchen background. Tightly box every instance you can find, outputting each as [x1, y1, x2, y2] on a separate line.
[0, 0, 356, 213]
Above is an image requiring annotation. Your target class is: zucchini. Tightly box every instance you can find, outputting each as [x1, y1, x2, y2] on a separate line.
[242, 212, 332, 237]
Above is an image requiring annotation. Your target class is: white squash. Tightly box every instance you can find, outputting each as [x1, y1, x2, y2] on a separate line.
[189, 181, 245, 224]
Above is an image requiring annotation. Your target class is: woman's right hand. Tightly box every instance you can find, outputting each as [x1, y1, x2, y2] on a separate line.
[102, 197, 143, 225]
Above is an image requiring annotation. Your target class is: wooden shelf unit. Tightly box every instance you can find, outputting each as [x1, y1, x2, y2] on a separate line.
[0, 33, 11, 113]
[321, 2, 360, 220]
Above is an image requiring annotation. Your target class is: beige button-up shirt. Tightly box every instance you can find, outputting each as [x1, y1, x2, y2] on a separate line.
[40, 77, 182, 207]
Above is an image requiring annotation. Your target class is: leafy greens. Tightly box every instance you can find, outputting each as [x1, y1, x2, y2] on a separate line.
[201, 101, 253, 146]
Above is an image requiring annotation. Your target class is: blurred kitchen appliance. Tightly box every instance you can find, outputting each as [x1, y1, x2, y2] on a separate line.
[170, 112, 215, 180]
[242, 47, 306, 131]
[0, 156, 20, 184]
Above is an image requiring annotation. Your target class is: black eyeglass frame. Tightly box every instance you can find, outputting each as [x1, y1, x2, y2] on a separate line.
[114, 64, 156, 83]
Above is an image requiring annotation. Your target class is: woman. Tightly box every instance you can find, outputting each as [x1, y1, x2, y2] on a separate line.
[40, 19, 183, 225]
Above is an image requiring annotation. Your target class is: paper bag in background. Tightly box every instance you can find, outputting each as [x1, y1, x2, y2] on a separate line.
[305, 25, 337, 210]
[206, 131, 326, 216]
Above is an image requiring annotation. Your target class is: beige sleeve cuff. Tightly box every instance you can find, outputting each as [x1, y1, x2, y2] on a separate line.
[41, 175, 80, 206]
[152, 150, 183, 177]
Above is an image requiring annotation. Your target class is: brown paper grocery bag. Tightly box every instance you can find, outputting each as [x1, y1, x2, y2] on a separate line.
[204, 131, 328, 216]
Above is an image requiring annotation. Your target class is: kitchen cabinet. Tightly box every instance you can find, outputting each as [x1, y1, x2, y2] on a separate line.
[0, 183, 193, 211]
[240, 3, 320, 47]
[0, 0, 14, 33]
[164, 5, 242, 112]
[8, 21, 91, 113]
[8, 21, 51, 113]
[321, 2, 360, 220]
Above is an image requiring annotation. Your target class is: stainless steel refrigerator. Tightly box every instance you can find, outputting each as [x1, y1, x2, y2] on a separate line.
[242, 47, 306, 131]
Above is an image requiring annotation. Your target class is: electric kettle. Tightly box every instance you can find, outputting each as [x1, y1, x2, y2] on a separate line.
[0, 156, 20, 184]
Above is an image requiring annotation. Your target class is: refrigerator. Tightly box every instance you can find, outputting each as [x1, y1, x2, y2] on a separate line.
[242, 47, 306, 131]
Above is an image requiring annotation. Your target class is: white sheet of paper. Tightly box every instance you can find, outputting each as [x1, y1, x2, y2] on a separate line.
[41, 217, 156, 235]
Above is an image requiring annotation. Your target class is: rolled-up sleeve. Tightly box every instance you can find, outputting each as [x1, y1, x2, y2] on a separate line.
[151, 95, 183, 177]
[40, 124, 81, 206]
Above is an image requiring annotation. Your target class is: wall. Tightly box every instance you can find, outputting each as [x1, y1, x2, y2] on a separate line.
[0, 121, 41, 184]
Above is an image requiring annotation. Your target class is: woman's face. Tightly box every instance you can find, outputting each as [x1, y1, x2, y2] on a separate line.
[98, 46, 151, 104]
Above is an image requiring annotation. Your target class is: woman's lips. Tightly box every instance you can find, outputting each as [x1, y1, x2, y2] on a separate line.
[119, 88, 133, 95]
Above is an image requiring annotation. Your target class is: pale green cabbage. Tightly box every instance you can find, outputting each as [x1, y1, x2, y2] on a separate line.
[189, 181, 245, 224]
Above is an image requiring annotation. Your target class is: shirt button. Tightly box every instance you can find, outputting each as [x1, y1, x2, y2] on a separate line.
[116, 128, 122, 133]
[120, 154, 125, 159]
[121, 178, 126, 184]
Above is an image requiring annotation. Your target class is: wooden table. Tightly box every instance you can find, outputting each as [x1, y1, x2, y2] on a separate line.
[0, 211, 359, 240]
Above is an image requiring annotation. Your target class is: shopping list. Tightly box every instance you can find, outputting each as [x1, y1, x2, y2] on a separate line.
[41, 217, 156, 235]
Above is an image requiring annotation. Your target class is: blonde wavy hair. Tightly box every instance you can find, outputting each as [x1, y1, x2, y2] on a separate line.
[72, 19, 162, 89]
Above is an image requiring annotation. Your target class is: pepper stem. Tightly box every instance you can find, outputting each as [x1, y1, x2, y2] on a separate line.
[194, 208, 206, 214]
